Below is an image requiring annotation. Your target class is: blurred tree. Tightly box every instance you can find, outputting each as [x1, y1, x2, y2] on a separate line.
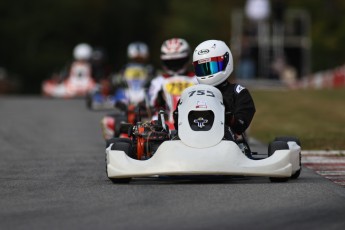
[2, 0, 345, 93]
[289, 0, 345, 72]
[0, 0, 169, 93]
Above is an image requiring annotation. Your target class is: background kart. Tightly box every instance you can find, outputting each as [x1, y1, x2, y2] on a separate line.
[157, 75, 196, 129]
[101, 75, 196, 140]
[86, 78, 117, 110]
[88, 64, 150, 111]
[42, 61, 96, 98]
[100, 64, 152, 139]
[105, 84, 302, 183]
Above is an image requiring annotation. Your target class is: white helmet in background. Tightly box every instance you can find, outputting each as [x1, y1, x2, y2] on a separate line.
[193, 40, 233, 86]
[127, 42, 149, 60]
[73, 43, 93, 61]
[160, 38, 190, 75]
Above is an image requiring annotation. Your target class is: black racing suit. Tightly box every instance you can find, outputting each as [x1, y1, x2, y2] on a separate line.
[173, 80, 256, 136]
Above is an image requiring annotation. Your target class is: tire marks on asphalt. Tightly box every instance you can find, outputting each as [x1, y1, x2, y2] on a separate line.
[302, 151, 345, 187]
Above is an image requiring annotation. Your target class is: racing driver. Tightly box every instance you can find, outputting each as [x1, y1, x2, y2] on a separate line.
[174, 40, 256, 140]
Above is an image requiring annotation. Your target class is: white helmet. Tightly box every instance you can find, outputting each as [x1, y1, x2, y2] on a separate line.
[73, 43, 93, 61]
[127, 42, 149, 60]
[193, 40, 233, 86]
[160, 38, 190, 75]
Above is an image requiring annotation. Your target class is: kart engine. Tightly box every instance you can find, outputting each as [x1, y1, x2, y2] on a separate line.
[128, 111, 170, 160]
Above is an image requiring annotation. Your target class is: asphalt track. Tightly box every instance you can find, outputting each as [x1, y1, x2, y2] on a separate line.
[1, 97, 345, 230]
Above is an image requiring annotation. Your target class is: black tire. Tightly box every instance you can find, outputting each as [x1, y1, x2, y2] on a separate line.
[86, 94, 92, 109]
[270, 177, 289, 182]
[105, 138, 133, 183]
[106, 138, 135, 159]
[109, 177, 132, 184]
[290, 167, 301, 179]
[268, 141, 289, 157]
[274, 136, 302, 179]
[106, 137, 132, 148]
[105, 138, 116, 148]
[114, 115, 127, 137]
[111, 142, 133, 156]
[268, 141, 290, 182]
[274, 136, 301, 146]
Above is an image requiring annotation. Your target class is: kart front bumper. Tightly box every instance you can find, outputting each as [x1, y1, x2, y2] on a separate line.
[106, 140, 299, 179]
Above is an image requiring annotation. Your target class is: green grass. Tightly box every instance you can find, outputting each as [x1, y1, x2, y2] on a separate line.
[249, 89, 345, 150]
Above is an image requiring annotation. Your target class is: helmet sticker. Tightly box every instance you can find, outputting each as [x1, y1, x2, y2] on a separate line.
[198, 58, 211, 64]
[194, 117, 208, 128]
[197, 49, 209, 55]
[235, 84, 245, 94]
[196, 101, 207, 109]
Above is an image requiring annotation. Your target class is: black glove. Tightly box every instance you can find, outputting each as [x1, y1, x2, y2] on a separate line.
[232, 118, 246, 135]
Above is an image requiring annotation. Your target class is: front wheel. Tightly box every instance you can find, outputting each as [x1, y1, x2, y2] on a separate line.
[106, 138, 135, 158]
[106, 138, 133, 183]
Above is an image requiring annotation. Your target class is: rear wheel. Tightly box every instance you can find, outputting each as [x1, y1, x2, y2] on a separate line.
[290, 166, 301, 179]
[274, 136, 302, 179]
[274, 136, 301, 146]
[268, 141, 289, 182]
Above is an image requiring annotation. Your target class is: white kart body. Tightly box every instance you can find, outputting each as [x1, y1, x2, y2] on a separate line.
[106, 84, 301, 179]
[42, 61, 95, 98]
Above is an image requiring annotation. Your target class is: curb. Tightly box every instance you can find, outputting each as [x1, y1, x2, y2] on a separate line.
[302, 150, 345, 155]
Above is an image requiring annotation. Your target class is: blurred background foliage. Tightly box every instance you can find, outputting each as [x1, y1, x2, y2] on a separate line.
[0, 0, 345, 93]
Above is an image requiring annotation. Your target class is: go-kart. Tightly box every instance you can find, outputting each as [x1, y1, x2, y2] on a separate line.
[157, 75, 196, 129]
[100, 65, 153, 139]
[42, 61, 96, 98]
[105, 84, 301, 183]
[101, 74, 195, 140]
[101, 101, 152, 140]
[87, 64, 150, 110]
[86, 78, 116, 110]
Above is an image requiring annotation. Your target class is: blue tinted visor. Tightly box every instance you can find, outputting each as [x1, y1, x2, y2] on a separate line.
[193, 52, 229, 77]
